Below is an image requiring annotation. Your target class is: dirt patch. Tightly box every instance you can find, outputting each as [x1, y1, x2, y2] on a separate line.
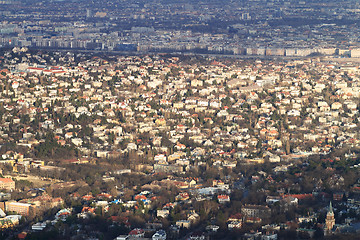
[4, 174, 61, 188]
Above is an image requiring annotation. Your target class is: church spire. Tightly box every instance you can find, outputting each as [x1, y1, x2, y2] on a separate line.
[329, 201, 333, 214]
[325, 201, 335, 234]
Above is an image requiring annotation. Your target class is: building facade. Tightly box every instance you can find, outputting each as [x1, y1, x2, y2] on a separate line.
[325, 202, 335, 235]
[0, 178, 15, 191]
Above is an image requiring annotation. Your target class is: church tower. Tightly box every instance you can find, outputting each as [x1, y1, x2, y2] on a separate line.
[325, 202, 335, 234]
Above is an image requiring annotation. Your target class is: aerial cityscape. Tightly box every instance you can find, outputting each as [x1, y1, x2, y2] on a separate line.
[0, 0, 360, 239]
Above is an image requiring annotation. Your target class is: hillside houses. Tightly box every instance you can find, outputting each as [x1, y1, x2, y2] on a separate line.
[1, 51, 360, 239]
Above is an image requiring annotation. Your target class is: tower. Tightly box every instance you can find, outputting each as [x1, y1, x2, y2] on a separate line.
[325, 202, 335, 234]
[86, 9, 92, 18]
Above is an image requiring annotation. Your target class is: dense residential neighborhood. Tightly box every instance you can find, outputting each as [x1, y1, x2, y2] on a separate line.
[0, 48, 359, 239]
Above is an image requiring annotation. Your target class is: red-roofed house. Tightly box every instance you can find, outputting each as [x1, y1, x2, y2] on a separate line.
[135, 195, 147, 201]
[128, 228, 144, 238]
[283, 194, 313, 200]
[218, 195, 230, 203]
[18, 232, 27, 239]
[81, 207, 95, 214]
[0, 178, 15, 191]
[82, 194, 94, 201]
[97, 193, 112, 199]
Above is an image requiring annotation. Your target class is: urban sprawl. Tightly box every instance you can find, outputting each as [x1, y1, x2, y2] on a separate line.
[1, 0, 360, 239]
[2, 0, 360, 56]
[0, 48, 358, 239]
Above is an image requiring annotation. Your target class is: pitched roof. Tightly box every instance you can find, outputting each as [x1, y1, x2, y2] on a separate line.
[0, 178, 14, 183]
